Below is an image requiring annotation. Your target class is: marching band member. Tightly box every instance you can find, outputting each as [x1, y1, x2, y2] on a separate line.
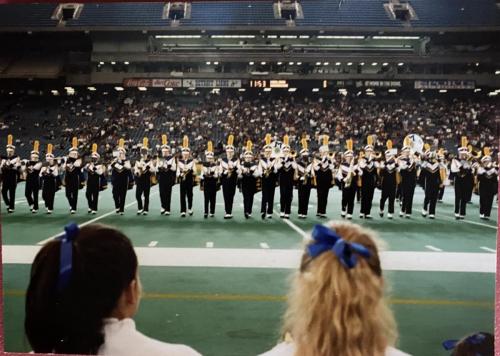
[418, 144, 431, 188]
[156, 134, 177, 215]
[84, 144, 105, 215]
[397, 137, 417, 218]
[1, 134, 21, 213]
[336, 139, 358, 220]
[421, 149, 447, 219]
[437, 150, 449, 202]
[296, 138, 314, 219]
[63, 137, 83, 214]
[39, 144, 59, 214]
[451, 137, 474, 220]
[238, 140, 259, 219]
[466, 144, 480, 204]
[313, 135, 335, 219]
[177, 135, 196, 217]
[259, 134, 278, 219]
[276, 135, 296, 219]
[477, 147, 497, 220]
[358, 135, 377, 219]
[219, 134, 238, 219]
[378, 140, 398, 219]
[200, 141, 219, 218]
[110, 139, 132, 215]
[23, 140, 43, 213]
[134, 138, 156, 215]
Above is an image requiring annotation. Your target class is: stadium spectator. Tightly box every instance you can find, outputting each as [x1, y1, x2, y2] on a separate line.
[25, 223, 201, 356]
[442, 332, 493, 356]
[259, 221, 410, 356]
[0, 92, 497, 160]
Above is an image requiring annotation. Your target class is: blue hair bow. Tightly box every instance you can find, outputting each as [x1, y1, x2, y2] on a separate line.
[443, 333, 487, 354]
[307, 224, 371, 269]
[57, 222, 80, 292]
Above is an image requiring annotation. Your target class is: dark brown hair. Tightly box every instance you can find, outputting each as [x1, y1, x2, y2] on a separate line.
[25, 223, 138, 354]
[452, 332, 494, 356]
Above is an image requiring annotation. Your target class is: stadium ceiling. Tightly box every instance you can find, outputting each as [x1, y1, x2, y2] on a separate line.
[0, 1, 499, 33]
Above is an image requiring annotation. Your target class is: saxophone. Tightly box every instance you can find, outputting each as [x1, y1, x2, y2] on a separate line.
[344, 159, 355, 188]
[264, 159, 274, 178]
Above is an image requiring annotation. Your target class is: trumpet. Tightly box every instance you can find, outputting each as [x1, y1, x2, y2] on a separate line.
[468, 150, 482, 161]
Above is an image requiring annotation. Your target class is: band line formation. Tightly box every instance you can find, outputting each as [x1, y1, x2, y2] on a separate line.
[1, 132, 497, 221]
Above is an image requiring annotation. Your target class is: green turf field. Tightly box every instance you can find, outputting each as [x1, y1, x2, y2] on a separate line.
[1, 183, 496, 355]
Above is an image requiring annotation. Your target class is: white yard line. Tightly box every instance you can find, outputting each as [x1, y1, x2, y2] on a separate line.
[36, 189, 159, 245]
[425, 245, 443, 252]
[279, 216, 311, 241]
[255, 196, 311, 241]
[2, 246, 495, 273]
[440, 216, 497, 230]
[148, 241, 158, 247]
[479, 246, 496, 253]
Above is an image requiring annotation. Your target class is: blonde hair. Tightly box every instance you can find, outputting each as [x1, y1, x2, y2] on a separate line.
[282, 221, 398, 356]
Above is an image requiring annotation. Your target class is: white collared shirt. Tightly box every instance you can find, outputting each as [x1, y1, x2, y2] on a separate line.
[177, 159, 195, 177]
[258, 341, 411, 356]
[157, 156, 177, 172]
[98, 318, 201, 356]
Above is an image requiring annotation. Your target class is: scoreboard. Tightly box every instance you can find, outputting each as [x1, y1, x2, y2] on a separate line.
[248, 80, 289, 88]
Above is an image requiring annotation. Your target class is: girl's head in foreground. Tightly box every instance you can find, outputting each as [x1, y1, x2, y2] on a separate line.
[444, 332, 494, 356]
[283, 221, 398, 356]
[25, 223, 141, 354]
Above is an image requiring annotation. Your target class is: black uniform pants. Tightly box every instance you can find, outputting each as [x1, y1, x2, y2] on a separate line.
[221, 175, 237, 214]
[159, 173, 175, 212]
[316, 185, 330, 215]
[261, 176, 276, 215]
[113, 177, 128, 213]
[279, 182, 293, 215]
[360, 182, 375, 215]
[42, 178, 56, 210]
[203, 178, 217, 215]
[25, 176, 40, 210]
[454, 175, 472, 216]
[380, 183, 396, 214]
[2, 176, 17, 210]
[479, 180, 497, 217]
[135, 176, 151, 211]
[424, 185, 440, 216]
[180, 178, 193, 213]
[341, 183, 357, 215]
[401, 182, 416, 215]
[65, 184, 79, 211]
[241, 176, 256, 215]
[86, 185, 99, 211]
[298, 183, 311, 215]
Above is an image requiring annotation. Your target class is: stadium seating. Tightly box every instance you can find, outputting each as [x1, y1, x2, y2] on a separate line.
[0, 0, 499, 29]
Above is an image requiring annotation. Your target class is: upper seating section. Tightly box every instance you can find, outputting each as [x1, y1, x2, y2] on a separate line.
[0, 0, 499, 29]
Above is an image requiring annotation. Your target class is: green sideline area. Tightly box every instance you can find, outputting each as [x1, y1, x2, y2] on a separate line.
[2, 183, 496, 355]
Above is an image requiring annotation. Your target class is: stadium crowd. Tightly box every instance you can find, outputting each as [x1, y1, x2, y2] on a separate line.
[0, 91, 498, 159]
